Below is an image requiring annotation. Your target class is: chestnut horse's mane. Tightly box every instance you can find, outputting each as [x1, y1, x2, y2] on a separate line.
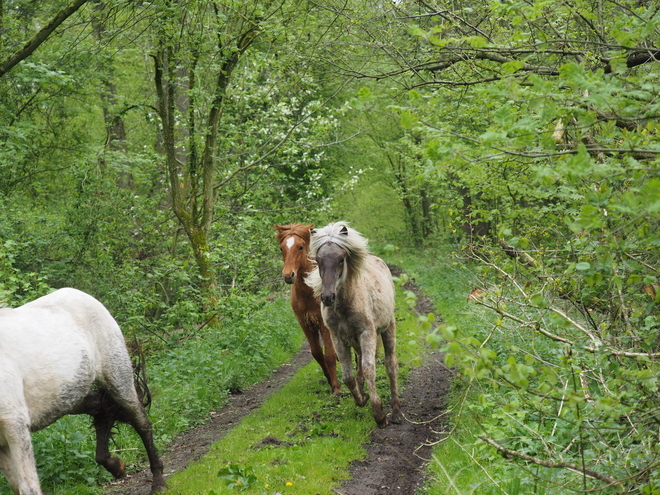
[275, 223, 313, 245]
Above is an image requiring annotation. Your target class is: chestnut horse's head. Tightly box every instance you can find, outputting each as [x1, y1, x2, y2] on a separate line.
[275, 223, 314, 284]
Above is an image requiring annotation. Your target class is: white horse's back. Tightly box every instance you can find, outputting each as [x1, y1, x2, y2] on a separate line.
[361, 255, 396, 333]
[0, 288, 130, 431]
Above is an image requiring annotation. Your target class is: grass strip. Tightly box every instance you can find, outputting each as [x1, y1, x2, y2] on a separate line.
[165, 287, 426, 494]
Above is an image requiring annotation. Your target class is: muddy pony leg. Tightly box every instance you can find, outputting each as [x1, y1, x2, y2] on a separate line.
[359, 332, 388, 428]
[381, 321, 403, 423]
[335, 339, 368, 407]
[115, 398, 165, 493]
[92, 412, 126, 479]
[103, 361, 165, 493]
[355, 349, 366, 397]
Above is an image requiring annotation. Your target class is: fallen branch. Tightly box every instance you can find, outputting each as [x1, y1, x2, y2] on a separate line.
[478, 435, 622, 489]
[499, 238, 539, 268]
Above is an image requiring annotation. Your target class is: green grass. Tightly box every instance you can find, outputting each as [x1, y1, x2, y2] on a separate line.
[164, 287, 427, 494]
[2, 246, 499, 495]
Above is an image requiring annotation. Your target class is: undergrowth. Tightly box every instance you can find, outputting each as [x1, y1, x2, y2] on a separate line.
[383, 246, 554, 495]
[387, 248, 517, 495]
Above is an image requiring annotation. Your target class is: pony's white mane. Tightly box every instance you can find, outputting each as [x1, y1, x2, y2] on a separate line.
[306, 222, 370, 296]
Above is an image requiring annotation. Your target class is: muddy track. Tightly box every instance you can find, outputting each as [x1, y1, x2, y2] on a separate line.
[105, 267, 452, 495]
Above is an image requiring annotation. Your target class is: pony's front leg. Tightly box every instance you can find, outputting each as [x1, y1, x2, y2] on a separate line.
[0, 417, 43, 495]
[359, 333, 387, 428]
[335, 339, 368, 407]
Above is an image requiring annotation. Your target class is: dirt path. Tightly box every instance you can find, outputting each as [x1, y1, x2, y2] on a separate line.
[106, 269, 452, 495]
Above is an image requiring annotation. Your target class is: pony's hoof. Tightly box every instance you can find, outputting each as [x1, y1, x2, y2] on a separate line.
[376, 415, 389, 428]
[106, 457, 126, 479]
[389, 411, 404, 424]
[355, 393, 369, 407]
[150, 480, 167, 493]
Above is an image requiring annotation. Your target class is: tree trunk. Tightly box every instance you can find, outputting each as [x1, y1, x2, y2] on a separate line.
[152, 16, 262, 305]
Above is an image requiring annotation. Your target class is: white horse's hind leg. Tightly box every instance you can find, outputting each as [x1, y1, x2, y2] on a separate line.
[116, 399, 165, 493]
[0, 419, 42, 495]
[102, 365, 165, 493]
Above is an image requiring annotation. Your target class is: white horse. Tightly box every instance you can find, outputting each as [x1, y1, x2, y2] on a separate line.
[306, 222, 402, 428]
[0, 288, 165, 494]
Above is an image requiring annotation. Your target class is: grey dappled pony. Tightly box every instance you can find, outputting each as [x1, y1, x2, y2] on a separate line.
[0, 288, 165, 494]
[306, 222, 403, 428]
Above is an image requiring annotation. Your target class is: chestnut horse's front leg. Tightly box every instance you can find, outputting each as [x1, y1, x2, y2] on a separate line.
[298, 316, 342, 394]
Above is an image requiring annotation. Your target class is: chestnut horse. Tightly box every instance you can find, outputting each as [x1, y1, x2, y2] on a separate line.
[275, 224, 341, 394]
[306, 222, 402, 428]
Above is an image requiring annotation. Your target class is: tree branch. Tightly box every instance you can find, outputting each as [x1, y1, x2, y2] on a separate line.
[0, 0, 89, 79]
[478, 435, 622, 488]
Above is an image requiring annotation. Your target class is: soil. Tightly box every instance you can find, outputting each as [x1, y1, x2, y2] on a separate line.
[105, 267, 452, 495]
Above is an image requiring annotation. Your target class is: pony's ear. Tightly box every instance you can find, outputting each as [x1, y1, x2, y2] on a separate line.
[340, 225, 349, 235]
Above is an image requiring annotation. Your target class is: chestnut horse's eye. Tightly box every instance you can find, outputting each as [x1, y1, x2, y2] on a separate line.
[298, 246, 303, 251]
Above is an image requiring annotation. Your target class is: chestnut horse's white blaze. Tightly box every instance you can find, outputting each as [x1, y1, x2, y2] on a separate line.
[285, 236, 295, 249]
[0, 288, 164, 495]
[306, 222, 403, 428]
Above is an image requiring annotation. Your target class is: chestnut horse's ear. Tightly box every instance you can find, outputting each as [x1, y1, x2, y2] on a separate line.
[340, 225, 349, 235]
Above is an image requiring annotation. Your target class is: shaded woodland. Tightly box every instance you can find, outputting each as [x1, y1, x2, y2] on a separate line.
[2, 0, 660, 492]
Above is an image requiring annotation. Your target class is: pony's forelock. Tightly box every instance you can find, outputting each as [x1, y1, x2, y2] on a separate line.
[309, 222, 369, 276]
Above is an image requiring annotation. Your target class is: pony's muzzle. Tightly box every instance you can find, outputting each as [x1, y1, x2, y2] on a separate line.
[283, 271, 295, 284]
[321, 292, 336, 306]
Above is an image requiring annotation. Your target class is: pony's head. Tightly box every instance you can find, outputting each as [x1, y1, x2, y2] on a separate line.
[307, 222, 369, 306]
[275, 223, 314, 284]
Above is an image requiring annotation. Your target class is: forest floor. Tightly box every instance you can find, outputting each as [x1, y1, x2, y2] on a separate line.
[105, 268, 452, 495]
